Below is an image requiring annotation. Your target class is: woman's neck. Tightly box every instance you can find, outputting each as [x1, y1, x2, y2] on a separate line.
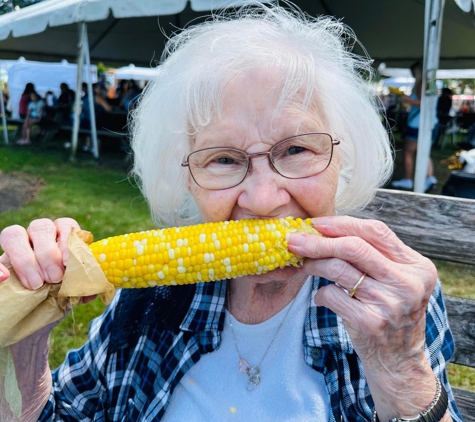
[228, 273, 307, 324]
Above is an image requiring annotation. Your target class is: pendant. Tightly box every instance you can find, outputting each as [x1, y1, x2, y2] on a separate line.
[246, 365, 261, 391]
[239, 359, 261, 391]
[239, 358, 250, 373]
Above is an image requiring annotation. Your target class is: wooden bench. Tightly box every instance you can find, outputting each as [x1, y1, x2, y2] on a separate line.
[6, 117, 25, 139]
[53, 125, 128, 149]
[57, 125, 127, 139]
[351, 189, 475, 421]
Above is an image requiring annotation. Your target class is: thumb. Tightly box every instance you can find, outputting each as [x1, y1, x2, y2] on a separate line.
[0, 254, 11, 282]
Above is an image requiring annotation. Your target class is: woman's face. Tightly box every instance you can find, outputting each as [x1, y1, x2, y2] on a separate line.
[188, 69, 341, 224]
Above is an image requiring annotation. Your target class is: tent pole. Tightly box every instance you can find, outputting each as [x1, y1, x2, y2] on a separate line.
[414, 0, 445, 193]
[83, 25, 99, 161]
[0, 74, 8, 145]
[70, 22, 85, 162]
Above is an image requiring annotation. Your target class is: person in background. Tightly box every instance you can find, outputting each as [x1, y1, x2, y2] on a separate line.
[1, 82, 10, 116]
[16, 91, 44, 145]
[55, 83, 76, 124]
[44, 91, 58, 108]
[113, 79, 128, 106]
[97, 72, 108, 97]
[57, 83, 75, 111]
[18, 82, 36, 119]
[391, 61, 438, 192]
[121, 79, 141, 112]
[459, 100, 471, 114]
[434, 88, 453, 148]
[437, 88, 453, 121]
[80, 82, 113, 152]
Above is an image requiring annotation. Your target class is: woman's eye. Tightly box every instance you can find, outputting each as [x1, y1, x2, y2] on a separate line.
[286, 145, 306, 155]
[216, 157, 236, 165]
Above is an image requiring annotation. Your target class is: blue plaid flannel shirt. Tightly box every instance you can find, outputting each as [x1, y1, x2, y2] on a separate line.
[39, 277, 463, 421]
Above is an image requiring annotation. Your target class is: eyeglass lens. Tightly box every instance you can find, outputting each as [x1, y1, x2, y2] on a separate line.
[187, 133, 334, 190]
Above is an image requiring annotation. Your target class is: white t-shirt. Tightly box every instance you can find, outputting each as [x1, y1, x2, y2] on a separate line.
[163, 277, 330, 421]
[28, 99, 44, 119]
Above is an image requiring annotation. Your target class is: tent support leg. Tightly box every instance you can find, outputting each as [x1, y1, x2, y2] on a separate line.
[83, 25, 99, 161]
[70, 22, 85, 162]
[414, 0, 445, 193]
[0, 78, 8, 145]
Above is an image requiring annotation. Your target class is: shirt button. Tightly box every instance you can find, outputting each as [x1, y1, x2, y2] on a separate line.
[311, 348, 322, 361]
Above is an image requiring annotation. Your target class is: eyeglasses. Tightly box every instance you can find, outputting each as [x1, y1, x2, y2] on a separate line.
[181, 133, 340, 190]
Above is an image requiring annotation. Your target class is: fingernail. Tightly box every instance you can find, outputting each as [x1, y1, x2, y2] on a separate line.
[25, 272, 44, 290]
[287, 233, 306, 247]
[312, 217, 333, 225]
[47, 265, 64, 283]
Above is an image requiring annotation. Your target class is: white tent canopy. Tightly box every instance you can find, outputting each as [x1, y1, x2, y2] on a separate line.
[114, 64, 159, 81]
[0, 0, 474, 68]
[0, 0, 262, 67]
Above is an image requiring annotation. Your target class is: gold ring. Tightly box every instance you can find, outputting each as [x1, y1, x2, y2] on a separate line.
[349, 273, 366, 298]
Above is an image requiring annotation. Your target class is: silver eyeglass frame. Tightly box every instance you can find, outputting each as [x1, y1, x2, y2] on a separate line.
[181, 132, 340, 190]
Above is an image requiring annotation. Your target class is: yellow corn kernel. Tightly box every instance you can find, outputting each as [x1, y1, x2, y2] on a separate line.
[89, 217, 319, 288]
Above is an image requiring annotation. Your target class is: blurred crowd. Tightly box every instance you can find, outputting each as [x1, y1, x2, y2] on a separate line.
[9, 78, 141, 147]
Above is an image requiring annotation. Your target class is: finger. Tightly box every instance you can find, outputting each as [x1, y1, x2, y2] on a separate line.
[314, 283, 384, 330]
[310, 216, 418, 264]
[315, 282, 428, 340]
[0, 225, 45, 289]
[288, 233, 397, 283]
[300, 257, 379, 296]
[0, 252, 11, 267]
[54, 218, 81, 266]
[27, 219, 64, 284]
[0, 258, 10, 282]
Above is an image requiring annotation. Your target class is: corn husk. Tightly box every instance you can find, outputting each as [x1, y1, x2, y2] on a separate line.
[0, 229, 114, 419]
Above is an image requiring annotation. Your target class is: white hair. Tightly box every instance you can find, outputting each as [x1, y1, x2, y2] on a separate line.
[130, 3, 393, 228]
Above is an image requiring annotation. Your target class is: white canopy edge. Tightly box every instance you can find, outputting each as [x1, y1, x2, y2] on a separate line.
[452, 0, 475, 12]
[378, 64, 475, 79]
[0, 0, 262, 41]
[114, 64, 159, 81]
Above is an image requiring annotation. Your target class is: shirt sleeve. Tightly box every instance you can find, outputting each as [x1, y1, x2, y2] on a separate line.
[38, 291, 122, 421]
[425, 280, 464, 422]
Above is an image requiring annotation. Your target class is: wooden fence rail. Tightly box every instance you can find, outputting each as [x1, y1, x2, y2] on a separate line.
[351, 189, 475, 421]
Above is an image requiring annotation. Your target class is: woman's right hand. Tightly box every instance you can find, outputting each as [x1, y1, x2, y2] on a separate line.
[0, 218, 81, 289]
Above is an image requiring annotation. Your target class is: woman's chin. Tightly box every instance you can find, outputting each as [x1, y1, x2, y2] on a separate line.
[232, 266, 304, 285]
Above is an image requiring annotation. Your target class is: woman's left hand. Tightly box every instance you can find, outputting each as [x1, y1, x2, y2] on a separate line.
[287, 215, 442, 419]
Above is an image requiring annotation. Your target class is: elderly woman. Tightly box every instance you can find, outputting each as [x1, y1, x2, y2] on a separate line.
[0, 5, 462, 422]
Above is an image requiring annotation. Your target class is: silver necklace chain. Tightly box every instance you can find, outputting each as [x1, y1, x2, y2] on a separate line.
[227, 279, 306, 392]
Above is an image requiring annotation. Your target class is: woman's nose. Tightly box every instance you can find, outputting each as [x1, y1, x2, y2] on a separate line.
[237, 157, 290, 216]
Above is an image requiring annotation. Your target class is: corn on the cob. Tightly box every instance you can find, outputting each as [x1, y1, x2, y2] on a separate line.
[89, 217, 319, 288]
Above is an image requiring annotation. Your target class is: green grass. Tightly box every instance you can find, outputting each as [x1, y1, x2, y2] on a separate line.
[0, 137, 473, 391]
[0, 140, 153, 367]
[434, 259, 475, 392]
[0, 145, 153, 238]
